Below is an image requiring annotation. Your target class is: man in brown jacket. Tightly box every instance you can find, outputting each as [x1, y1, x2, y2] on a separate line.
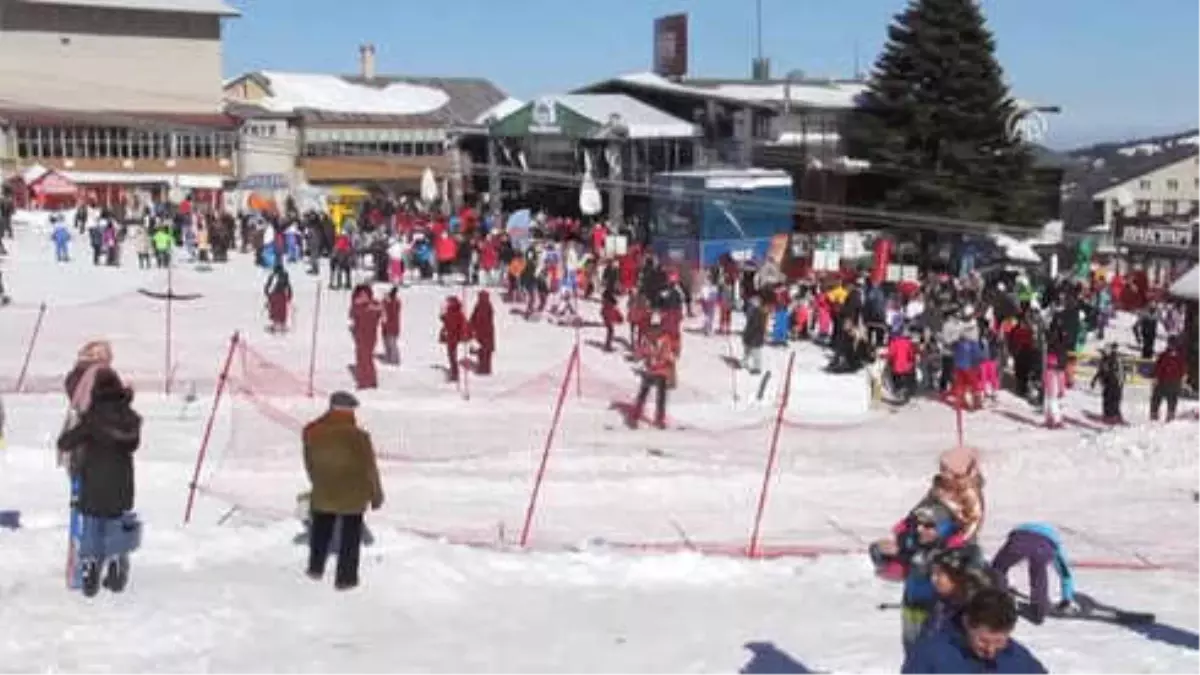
[302, 391, 383, 590]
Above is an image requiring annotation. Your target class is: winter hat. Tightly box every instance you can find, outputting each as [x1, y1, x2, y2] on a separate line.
[77, 340, 114, 366]
[329, 391, 359, 410]
[939, 446, 979, 478]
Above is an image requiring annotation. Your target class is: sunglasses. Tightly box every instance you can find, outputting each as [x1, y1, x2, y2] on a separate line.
[915, 520, 938, 529]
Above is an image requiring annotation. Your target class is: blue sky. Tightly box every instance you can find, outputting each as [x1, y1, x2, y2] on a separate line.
[223, 0, 1198, 149]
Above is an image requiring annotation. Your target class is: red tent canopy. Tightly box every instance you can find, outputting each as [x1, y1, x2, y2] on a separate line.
[29, 169, 78, 196]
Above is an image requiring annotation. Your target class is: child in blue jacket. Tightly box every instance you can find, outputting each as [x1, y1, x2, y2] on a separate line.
[991, 522, 1076, 624]
[870, 500, 962, 654]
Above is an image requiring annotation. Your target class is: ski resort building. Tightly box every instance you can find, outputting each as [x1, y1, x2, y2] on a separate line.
[222, 44, 509, 199]
[0, 0, 241, 207]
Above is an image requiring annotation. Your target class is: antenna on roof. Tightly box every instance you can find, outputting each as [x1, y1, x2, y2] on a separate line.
[853, 38, 862, 80]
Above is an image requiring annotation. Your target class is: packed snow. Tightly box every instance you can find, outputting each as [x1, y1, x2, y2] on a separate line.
[246, 71, 450, 116]
[0, 222, 1197, 673]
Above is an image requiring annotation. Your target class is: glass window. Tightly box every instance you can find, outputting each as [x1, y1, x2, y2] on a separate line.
[1166, 178, 1179, 191]
[1135, 199, 1150, 214]
[1138, 179, 1151, 190]
[1163, 200, 1178, 216]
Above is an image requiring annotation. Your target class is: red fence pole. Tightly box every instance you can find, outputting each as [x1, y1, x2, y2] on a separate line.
[519, 344, 578, 547]
[747, 350, 796, 559]
[307, 280, 322, 398]
[13, 302, 47, 393]
[573, 323, 582, 399]
[183, 331, 240, 525]
[165, 263, 173, 395]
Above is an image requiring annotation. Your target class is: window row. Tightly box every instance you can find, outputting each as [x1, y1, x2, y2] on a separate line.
[1132, 199, 1200, 216]
[14, 126, 237, 160]
[301, 141, 445, 158]
[1137, 177, 1197, 191]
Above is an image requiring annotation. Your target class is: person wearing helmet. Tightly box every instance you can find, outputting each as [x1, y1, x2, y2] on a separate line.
[924, 544, 999, 640]
[990, 522, 1077, 625]
[869, 500, 962, 654]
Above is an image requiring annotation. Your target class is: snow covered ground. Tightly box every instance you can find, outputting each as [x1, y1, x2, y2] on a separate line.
[0, 225, 1197, 673]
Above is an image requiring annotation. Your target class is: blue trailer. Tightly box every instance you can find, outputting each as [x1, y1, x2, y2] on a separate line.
[648, 168, 795, 270]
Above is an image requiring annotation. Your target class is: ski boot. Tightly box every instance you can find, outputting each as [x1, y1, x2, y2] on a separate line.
[102, 556, 130, 593]
[80, 559, 102, 597]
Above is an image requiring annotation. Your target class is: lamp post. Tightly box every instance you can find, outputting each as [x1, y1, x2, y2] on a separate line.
[605, 114, 629, 231]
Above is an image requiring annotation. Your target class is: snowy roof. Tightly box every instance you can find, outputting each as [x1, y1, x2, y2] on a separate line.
[474, 97, 524, 125]
[1169, 265, 1198, 301]
[699, 81, 867, 109]
[550, 94, 698, 139]
[20, 0, 241, 16]
[656, 167, 793, 190]
[20, 164, 49, 184]
[248, 71, 451, 117]
[575, 73, 776, 110]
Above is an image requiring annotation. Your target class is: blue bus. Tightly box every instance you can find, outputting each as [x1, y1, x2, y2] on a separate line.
[648, 168, 795, 269]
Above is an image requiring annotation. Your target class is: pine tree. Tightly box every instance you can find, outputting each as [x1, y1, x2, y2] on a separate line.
[844, 0, 1044, 227]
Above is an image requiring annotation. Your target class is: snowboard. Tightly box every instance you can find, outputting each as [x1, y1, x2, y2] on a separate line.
[66, 475, 82, 590]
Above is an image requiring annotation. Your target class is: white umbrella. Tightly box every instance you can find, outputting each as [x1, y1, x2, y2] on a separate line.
[989, 233, 1042, 265]
[419, 167, 438, 205]
[579, 152, 602, 216]
[1169, 265, 1198, 301]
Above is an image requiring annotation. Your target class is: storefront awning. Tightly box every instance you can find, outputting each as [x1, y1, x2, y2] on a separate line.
[31, 170, 78, 195]
[329, 185, 369, 199]
[63, 171, 227, 189]
[1169, 265, 1198, 301]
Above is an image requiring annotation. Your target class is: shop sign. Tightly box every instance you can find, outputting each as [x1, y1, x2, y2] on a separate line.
[1116, 221, 1198, 255]
[530, 98, 561, 134]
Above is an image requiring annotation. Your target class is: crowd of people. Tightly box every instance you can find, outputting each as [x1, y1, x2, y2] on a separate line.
[3, 190, 1195, 673]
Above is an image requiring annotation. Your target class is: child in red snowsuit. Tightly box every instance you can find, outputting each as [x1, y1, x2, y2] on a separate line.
[468, 290, 496, 375]
[630, 316, 677, 429]
[380, 286, 401, 365]
[439, 296, 469, 382]
[349, 284, 382, 389]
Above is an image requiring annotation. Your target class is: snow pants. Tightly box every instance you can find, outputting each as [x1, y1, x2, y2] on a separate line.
[79, 513, 141, 563]
[900, 605, 930, 655]
[633, 374, 668, 427]
[992, 530, 1055, 616]
[354, 339, 378, 389]
[476, 346, 493, 375]
[307, 511, 363, 588]
[445, 341, 460, 382]
[1150, 381, 1180, 421]
[54, 242, 69, 262]
[978, 359, 1000, 396]
[1101, 384, 1123, 420]
[381, 334, 400, 365]
[743, 346, 763, 374]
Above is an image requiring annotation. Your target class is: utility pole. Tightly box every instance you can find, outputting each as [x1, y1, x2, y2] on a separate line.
[486, 121, 501, 224]
[755, 0, 764, 63]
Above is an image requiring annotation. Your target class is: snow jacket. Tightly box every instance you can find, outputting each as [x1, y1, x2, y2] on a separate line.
[56, 371, 141, 518]
[1154, 347, 1187, 384]
[302, 409, 383, 515]
[901, 620, 1047, 674]
[952, 338, 982, 372]
[887, 335, 917, 375]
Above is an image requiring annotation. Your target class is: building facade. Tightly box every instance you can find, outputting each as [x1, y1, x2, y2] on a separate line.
[223, 47, 508, 201]
[0, 0, 240, 207]
[1093, 152, 1200, 228]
